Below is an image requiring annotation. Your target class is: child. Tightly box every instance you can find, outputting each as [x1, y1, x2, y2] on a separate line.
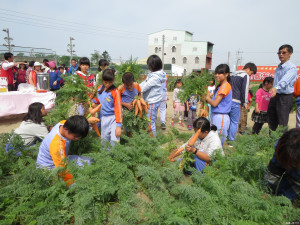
[239, 90, 253, 134]
[93, 69, 122, 146]
[294, 76, 300, 128]
[206, 64, 232, 146]
[187, 94, 198, 130]
[47, 61, 62, 91]
[29, 62, 43, 87]
[75, 57, 94, 88]
[36, 115, 90, 187]
[169, 117, 224, 172]
[68, 59, 78, 75]
[58, 67, 65, 87]
[159, 74, 168, 130]
[251, 77, 274, 134]
[251, 77, 273, 134]
[95, 59, 109, 85]
[171, 79, 185, 127]
[118, 72, 142, 110]
[6, 103, 49, 155]
[140, 55, 167, 135]
[207, 77, 216, 120]
[263, 128, 300, 202]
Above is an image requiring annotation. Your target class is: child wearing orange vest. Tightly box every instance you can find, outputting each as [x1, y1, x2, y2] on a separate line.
[29, 62, 43, 87]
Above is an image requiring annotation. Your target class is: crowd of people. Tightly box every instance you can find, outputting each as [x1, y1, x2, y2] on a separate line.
[1, 44, 300, 201]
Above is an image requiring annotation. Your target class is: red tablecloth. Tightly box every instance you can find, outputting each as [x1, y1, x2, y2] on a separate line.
[0, 91, 56, 117]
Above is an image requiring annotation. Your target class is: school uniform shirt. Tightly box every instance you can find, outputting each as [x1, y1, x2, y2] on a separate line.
[180, 131, 224, 158]
[230, 70, 250, 106]
[255, 88, 272, 112]
[14, 120, 49, 146]
[140, 70, 167, 104]
[93, 85, 122, 127]
[75, 71, 94, 88]
[274, 60, 297, 94]
[187, 95, 198, 111]
[118, 82, 141, 103]
[211, 82, 232, 114]
[48, 69, 62, 90]
[36, 120, 73, 185]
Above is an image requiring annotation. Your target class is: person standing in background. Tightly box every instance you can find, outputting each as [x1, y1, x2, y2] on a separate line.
[268, 44, 298, 131]
[0, 52, 18, 91]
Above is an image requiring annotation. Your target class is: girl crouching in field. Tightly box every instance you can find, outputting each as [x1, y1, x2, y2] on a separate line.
[168, 117, 224, 172]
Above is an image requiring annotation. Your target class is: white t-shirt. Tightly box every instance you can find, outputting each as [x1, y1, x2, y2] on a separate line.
[180, 131, 224, 158]
[14, 120, 49, 146]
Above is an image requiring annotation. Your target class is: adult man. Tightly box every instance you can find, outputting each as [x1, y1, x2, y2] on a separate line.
[68, 59, 78, 75]
[228, 63, 257, 143]
[0, 52, 18, 91]
[268, 44, 297, 131]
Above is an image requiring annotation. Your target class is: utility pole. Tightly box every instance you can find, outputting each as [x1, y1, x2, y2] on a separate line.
[235, 49, 243, 70]
[227, 51, 230, 65]
[2, 28, 14, 52]
[162, 35, 165, 70]
[67, 37, 75, 66]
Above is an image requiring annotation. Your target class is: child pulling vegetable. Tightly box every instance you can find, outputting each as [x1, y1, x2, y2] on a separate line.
[168, 117, 224, 172]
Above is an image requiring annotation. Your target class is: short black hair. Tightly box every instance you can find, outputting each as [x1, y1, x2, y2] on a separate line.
[43, 59, 49, 63]
[79, 57, 90, 67]
[58, 67, 64, 71]
[193, 117, 217, 132]
[29, 61, 35, 67]
[243, 62, 257, 74]
[263, 77, 274, 85]
[215, 64, 230, 74]
[279, 44, 293, 53]
[63, 115, 89, 138]
[4, 52, 13, 60]
[276, 128, 300, 170]
[98, 69, 117, 94]
[147, 55, 162, 72]
[122, 72, 134, 84]
[71, 59, 77, 62]
[23, 102, 44, 124]
[174, 79, 183, 87]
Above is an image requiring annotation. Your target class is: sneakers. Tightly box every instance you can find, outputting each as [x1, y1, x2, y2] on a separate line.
[170, 122, 175, 126]
[188, 125, 193, 130]
[161, 123, 166, 130]
[178, 122, 184, 127]
[227, 142, 234, 148]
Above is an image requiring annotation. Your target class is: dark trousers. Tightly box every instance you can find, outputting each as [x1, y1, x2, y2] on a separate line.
[7, 84, 14, 91]
[267, 94, 293, 131]
[252, 122, 264, 134]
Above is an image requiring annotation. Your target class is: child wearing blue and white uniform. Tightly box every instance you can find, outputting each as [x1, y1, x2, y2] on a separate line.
[186, 94, 198, 130]
[92, 69, 122, 146]
[206, 64, 232, 146]
[140, 55, 167, 135]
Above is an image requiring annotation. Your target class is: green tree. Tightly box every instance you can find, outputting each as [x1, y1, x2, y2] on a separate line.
[91, 50, 100, 66]
[16, 52, 24, 57]
[59, 55, 70, 66]
[100, 50, 111, 62]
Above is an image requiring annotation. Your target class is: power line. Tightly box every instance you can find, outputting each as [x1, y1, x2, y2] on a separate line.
[0, 8, 146, 37]
[0, 16, 146, 41]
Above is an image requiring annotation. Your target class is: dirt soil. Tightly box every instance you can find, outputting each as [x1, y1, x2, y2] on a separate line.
[0, 91, 297, 136]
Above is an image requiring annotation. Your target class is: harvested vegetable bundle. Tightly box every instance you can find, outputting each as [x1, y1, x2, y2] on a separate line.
[132, 97, 149, 119]
[86, 103, 102, 137]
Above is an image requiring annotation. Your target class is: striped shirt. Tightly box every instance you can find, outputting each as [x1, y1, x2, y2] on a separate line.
[274, 60, 297, 94]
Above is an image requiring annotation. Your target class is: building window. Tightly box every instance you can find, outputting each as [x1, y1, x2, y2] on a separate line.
[195, 57, 199, 64]
[155, 47, 158, 53]
[172, 46, 176, 53]
[193, 47, 197, 52]
[154, 38, 158, 44]
[172, 57, 176, 64]
[183, 57, 187, 64]
[173, 36, 177, 41]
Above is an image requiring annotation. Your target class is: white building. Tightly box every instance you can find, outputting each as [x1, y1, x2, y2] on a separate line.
[148, 29, 213, 75]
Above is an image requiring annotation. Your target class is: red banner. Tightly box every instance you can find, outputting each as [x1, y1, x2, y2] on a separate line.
[237, 66, 300, 81]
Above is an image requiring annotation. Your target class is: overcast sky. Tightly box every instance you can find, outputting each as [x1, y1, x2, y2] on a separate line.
[0, 0, 300, 68]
